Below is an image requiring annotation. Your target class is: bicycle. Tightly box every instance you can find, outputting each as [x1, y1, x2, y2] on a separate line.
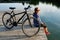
[2, 5, 41, 37]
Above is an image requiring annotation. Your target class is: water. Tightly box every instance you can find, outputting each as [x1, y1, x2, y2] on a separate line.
[0, 3, 60, 40]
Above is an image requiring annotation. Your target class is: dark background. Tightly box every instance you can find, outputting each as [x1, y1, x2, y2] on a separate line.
[0, 0, 60, 8]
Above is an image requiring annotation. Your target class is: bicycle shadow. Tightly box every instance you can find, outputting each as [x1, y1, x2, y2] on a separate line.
[0, 25, 39, 40]
[0, 25, 37, 32]
[0, 34, 30, 40]
[0, 25, 31, 40]
[0, 25, 22, 32]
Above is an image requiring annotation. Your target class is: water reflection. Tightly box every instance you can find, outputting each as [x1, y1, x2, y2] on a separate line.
[0, 3, 24, 11]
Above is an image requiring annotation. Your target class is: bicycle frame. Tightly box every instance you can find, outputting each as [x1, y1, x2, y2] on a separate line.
[8, 5, 32, 26]
[10, 11, 30, 25]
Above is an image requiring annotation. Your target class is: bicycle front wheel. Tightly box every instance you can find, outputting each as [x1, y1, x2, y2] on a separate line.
[2, 12, 14, 29]
[22, 17, 40, 37]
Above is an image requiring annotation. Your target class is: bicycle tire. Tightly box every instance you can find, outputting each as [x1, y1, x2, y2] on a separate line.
[22, 17, 40, 37]
[2, 12, 14, 29]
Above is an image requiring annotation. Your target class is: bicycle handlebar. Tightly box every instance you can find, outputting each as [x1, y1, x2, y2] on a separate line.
[24, 5, 31, 11]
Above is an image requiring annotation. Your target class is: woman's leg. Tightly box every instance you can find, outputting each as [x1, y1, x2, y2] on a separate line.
[41, 24, 50, 35]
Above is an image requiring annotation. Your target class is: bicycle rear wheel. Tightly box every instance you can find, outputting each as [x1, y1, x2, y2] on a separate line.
[22, 17, 40, 37]
[2, 12, 14, 29]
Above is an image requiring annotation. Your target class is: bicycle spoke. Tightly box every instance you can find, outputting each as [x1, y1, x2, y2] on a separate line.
[2, 13, 14, 29]
[22, 17, 40, 37]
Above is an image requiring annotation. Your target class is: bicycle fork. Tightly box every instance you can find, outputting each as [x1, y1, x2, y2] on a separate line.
[27, 14, 32, 28]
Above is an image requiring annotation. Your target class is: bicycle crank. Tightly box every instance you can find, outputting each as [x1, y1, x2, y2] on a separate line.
[13, 22, 17, 26]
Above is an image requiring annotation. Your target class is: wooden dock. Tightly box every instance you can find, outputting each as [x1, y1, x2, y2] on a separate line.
[0, 13, 48, 40]
[0, 26, 48, 40]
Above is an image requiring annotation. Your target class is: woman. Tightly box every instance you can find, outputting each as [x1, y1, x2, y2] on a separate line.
[33, 7, 50, 35]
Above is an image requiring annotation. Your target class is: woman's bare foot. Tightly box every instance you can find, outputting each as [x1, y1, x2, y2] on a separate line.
[45, 31, 50, 35]
[44, 28, 50, 35]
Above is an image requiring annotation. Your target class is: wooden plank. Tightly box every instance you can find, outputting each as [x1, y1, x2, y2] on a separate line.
[0, 26, 48, 40]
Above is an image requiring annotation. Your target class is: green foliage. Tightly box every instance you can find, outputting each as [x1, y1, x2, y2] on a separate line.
[0, 0, 60, 8]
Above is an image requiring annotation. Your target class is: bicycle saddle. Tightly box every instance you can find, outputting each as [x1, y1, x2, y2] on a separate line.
[9, 7, 16, 10]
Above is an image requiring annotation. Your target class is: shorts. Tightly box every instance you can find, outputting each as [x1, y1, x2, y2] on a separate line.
[41, 24, 46, 28]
